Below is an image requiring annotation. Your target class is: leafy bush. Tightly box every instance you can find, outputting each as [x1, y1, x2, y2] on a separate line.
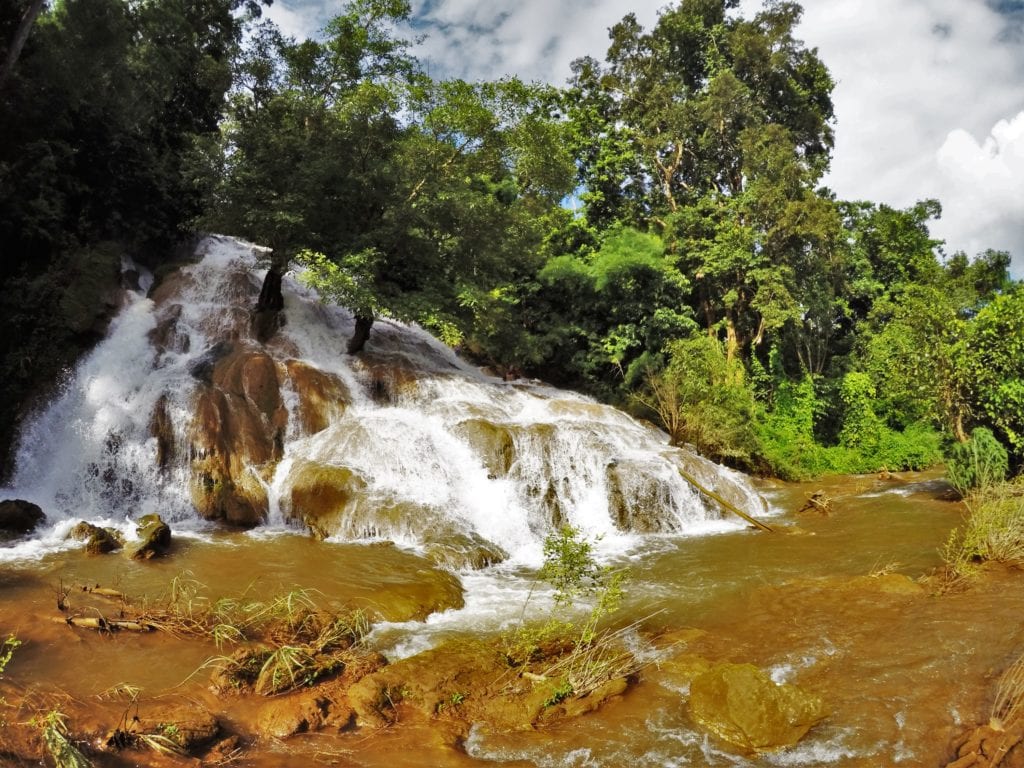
[756, 371, 943, 480]
[637, 334, 760, 468]
[947, 427, 1009, 497]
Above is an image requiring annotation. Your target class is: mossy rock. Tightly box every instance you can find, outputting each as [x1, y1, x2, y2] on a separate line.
[66, 521, 124, 554]
[688, 663, 827, 753]
[126, 514, 171, 560]
[288, 461, 367, 536]
[58, 242, 123, 336]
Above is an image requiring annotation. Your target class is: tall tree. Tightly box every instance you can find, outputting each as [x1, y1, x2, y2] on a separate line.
[209, 1, 575, 352]
[563, 0, 837, 364]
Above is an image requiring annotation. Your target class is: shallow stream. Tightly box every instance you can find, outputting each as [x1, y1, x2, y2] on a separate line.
[2, 470, 1018, 767]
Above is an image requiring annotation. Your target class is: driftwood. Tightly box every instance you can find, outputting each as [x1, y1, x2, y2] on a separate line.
[797, 491, 833, 515]
[677, 468, 774, 533]
[54, 615, 156, 632]
[79, 585, 126, 600]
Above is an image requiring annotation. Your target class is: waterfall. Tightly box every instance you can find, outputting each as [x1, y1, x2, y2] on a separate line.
[6, 236, 767, 565]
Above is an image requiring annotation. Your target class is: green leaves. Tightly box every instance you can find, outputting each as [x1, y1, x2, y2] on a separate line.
[961, 289, 1024, 454]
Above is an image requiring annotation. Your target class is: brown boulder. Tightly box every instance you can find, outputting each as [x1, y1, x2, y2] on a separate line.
[187, 343, 287, 526]
[287, 461, 366, 537]
[285, 360, 350, 435]
[688, 663, 827, 753]
[0, 499, 45, 537]
[125, 514, 171, 560]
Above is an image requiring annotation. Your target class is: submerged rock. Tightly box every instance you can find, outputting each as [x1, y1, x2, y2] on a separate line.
[126, 514, 171, 560]
[257, 693, 329, 739]
[423, 532, 508, 570]
[0, 499, 45, 537]
[688, 662, 827, 752]
[136, 702, 220, 753]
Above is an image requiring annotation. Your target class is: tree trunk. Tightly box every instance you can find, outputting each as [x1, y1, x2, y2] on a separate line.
[725, 318, 740, 366]
[256, 266, 284, 312]
[252, 266, 285, 342]
[347, 315, 374, 355]
[0, 0, 45, 91]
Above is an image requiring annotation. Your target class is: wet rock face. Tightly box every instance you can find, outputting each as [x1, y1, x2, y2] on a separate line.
[451, 419, 515, 478]
[67, 521, 124, 554]
[687, 662, 827, 752]
[0, 499, 45, 537]
[187, 343, 287, 526]
[285, 360, 349, 435]
[607, 460, 679, 533]
[423, 532, 508, 570]
[126, 514, 171, 560]
[287, 461, 366, 538]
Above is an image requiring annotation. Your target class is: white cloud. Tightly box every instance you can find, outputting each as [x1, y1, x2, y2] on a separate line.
[932, 111, 1024, 264]
[410, 0, 662, 84]
[264, 0, 334, 40]
[792, 0, 1024, 273]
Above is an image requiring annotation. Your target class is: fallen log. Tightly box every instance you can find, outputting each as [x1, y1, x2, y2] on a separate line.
[53, 615, 156, 632]
[677, 468, 774, 533]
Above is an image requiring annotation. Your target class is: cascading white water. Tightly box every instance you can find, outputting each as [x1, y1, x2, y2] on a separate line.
[4, 235, 768, 564]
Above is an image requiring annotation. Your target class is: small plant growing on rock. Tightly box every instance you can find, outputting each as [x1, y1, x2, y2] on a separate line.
[504, 525, 639, 705]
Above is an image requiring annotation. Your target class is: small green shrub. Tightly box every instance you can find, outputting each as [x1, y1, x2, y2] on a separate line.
[942, 480, 1024, 582]
[504, 526, 638, 702]
[0, 634, 20, 675]
[947, 427, 1009, 497]
[37, 710, 93, 768]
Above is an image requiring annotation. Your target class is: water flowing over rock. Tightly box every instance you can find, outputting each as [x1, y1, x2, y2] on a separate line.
[688, 662, 827, 752]
[9, 236, 767, 564]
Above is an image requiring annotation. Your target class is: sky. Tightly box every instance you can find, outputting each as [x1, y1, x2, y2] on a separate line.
[265, 0, 1024, 276]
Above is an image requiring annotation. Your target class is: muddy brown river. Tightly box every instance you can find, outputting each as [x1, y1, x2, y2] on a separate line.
[1, 469, 1020, 767]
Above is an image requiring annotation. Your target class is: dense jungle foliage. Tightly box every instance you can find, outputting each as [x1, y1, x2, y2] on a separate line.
[1, 0, 1021, 481]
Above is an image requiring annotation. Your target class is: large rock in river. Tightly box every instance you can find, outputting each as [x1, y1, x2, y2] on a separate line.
[187, 343, 287, 526]
[125, 514, 171, 560]
[0, 499, 45, 538]
[688, 662, 827, 752]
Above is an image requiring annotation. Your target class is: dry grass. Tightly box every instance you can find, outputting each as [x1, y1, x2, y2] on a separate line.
[992, 651, 1024, 731]
[541, 620, 648, 700]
